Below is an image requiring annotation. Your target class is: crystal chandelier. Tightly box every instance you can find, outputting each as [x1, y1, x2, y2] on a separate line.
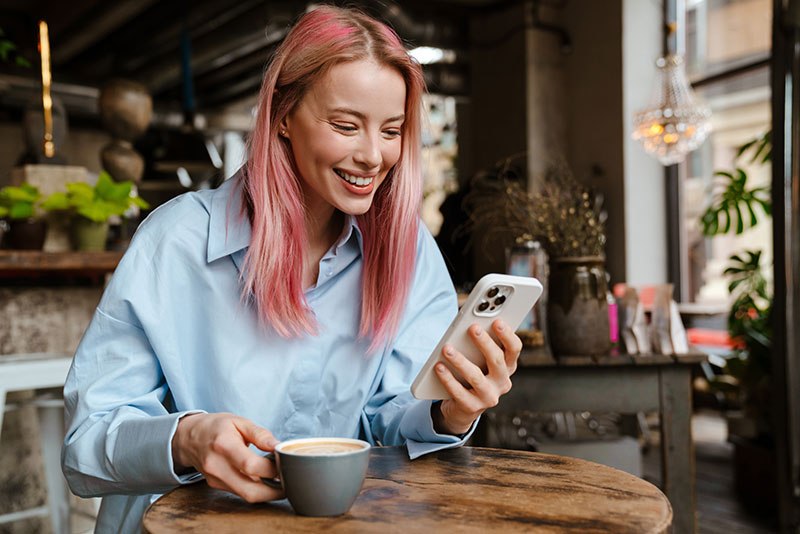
[632, 54, 711, 166]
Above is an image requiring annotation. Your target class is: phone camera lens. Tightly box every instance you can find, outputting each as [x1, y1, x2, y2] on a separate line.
[477, 301, 490, 312]
[494, 295, 506, 306]
[487, 287, 499, 298]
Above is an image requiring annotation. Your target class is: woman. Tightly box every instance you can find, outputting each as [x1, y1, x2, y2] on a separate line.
[62, 6, 522, 532]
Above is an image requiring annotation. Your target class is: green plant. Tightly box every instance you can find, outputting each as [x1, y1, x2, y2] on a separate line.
[0, 183, 43, 219]
[700, 168, 771, 236]
[43, 171, 149, 223]
[0, 27, 31, 68]
[703, 131, 773, 440]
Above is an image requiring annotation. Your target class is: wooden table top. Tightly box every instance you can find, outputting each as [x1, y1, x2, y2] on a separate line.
[143, 446, 672, 534]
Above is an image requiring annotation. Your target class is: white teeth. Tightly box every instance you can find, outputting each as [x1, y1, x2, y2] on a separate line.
[335, 169, 373, 186]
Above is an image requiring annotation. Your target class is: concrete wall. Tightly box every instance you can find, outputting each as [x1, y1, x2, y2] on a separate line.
[0, 288, 102, 534]
[462, 0, 667, 287]
[562, 0, 626, 284]
[467, 2, 530, 277]
[0, 123, 108, 187]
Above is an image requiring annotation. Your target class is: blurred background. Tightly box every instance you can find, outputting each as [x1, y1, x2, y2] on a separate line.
[0, 1, 795, 533]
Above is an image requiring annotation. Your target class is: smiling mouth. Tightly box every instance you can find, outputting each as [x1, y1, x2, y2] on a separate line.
[334, 168, 374, 187]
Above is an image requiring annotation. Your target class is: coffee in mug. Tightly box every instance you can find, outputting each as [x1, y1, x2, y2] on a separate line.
[263, 437, 371, 516]
[281, 441, 366, 455]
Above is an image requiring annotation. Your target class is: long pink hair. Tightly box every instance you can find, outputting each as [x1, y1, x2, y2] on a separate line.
[242, 5, 425, 351]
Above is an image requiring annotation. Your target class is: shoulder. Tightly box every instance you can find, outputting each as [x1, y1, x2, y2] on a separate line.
[131, 186, 216, 258]
[133, 189, 214, 247]
[413, 221, 446, 269]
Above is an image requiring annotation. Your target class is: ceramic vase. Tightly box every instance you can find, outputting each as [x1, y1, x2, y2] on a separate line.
[547, 256, 610, 356]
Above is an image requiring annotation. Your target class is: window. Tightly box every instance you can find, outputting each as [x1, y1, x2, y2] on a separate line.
[679, 0, 772, 304]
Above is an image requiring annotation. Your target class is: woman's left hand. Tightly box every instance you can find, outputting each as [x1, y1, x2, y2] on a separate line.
[433, 318, 523, 436]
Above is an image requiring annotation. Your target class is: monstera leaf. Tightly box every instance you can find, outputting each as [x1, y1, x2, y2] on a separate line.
[700, 168, 771, 236]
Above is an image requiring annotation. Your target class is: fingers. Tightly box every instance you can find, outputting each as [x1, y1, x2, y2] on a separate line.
[203, 457, 284, 503]
[213, 435, 279, 480]
[467, 324, 506, 374]
[440, 346, 500, 408]
[234, 419, 280, 452]
[492, 319, 523, 372]
[174, 413, 284, 503]
[435, 363, 482, 414]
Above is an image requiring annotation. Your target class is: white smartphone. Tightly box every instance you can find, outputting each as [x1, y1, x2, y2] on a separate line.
[410, 273, 543, 400]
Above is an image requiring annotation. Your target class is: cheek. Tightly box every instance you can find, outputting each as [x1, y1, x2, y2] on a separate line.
[299, 134, 346, 168]
[383, 141, 402, 170]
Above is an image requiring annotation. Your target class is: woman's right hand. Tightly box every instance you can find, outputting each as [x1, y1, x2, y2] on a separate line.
[172, 412, 284, 503]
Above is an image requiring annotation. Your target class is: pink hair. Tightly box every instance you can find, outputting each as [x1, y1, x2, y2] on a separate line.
[242, 6, 425, 352]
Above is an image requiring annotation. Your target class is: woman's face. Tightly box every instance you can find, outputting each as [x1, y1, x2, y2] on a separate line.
[282, 59, 406, 216]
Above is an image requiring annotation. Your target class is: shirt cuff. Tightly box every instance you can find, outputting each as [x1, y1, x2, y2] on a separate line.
[114, 410, 206, 490]
[402, 400, 479, 459]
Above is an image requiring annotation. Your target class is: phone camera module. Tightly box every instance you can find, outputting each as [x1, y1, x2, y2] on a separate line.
[477, 301, 490, 312]
[494, 295, 506, 306]
[487, 287, 499, 298]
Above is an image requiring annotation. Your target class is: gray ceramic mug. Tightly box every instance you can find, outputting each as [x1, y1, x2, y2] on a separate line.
[262, 437, 371, 516]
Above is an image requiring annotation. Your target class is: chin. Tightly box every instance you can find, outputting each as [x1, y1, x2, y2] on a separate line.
[337, 199, 375, 216]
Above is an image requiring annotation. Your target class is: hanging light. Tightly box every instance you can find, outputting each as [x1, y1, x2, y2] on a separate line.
[632, 54, 711, 166]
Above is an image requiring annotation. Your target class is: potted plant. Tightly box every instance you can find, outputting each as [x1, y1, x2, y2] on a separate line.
[43, 171, 149, 251]
[0, 183, 49, 249]
[702, 130, 775, 516]
[464, 155, 610, 356]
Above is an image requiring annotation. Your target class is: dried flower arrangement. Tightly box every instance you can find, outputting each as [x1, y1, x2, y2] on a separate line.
[464, 154, 607, 259]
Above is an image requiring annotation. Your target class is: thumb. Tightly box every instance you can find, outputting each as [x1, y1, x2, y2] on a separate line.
[235, 419, 279, 451]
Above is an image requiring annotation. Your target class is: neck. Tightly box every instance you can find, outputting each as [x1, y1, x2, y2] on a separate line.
[304, 204, 343, 256]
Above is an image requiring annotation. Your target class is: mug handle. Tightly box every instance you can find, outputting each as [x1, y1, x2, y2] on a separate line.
[260, 452, 282, 489]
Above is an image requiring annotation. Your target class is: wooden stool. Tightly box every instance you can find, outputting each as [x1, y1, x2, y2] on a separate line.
[0, 353, 72, 533]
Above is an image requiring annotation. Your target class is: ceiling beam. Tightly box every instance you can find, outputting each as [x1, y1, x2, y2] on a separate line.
[52, 0, 161, 65]
[133, 5, 296, 96]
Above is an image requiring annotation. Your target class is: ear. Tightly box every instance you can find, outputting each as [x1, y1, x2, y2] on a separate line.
[278, 116, 290, 138]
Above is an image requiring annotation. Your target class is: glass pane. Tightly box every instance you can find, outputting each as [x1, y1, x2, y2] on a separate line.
[686, 0, 772, 79]
[682, 66, 771, 303]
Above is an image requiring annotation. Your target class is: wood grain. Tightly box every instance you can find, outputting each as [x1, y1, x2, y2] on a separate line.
[0, 250, 123, 273]
[143, 447, 672, 534]
[519, 347, 707, 368]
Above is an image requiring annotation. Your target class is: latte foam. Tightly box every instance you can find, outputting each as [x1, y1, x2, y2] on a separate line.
[282, 441, 365, 455]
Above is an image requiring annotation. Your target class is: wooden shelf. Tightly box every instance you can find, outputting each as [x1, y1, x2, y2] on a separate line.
[0, 250, 123, 276]
[519, 346, 708, 367]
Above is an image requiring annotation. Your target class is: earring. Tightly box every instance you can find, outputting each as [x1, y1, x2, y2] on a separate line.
[279, 129, 287, 137]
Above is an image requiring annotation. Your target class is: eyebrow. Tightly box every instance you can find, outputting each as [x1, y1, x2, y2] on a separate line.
[330, 107, 405, 123]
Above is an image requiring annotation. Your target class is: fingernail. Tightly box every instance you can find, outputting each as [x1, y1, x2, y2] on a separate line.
[497, 321, 505, 331]
[436, 363, 446, 372]
[471, 325, 481, 335]
[444, 346, 454, 357]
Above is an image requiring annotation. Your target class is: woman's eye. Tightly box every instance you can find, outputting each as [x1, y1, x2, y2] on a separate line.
[383, 129, 402, 138]
[332, 123, 357, 132]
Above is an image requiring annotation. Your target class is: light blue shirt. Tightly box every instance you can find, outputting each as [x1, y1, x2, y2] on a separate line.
[61, 174, 470, 533]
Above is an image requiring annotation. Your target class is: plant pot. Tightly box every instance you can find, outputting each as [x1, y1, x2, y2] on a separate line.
[729, 433, 777, 518]
[7, 218, 47, 250]
[547, 256, 610, 356]
[71, 219, 109, 251]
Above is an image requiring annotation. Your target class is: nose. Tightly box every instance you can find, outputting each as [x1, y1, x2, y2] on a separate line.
[353, 131, 381, 169]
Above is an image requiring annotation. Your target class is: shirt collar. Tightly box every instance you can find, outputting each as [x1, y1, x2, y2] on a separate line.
[207, 171, 251, 263]
[207, 171, 365, 264]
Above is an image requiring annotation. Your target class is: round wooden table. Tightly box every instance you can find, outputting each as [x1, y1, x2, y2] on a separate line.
[143, 447, 672, 533]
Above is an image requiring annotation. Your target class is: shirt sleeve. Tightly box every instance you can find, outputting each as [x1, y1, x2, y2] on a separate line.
[361, 224, 478, 459]
[61, 214, 204, 498]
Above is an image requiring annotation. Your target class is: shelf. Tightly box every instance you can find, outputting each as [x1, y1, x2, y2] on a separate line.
[0, 250, 123, 277]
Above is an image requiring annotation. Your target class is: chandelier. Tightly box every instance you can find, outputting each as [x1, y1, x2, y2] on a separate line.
[632, 54, 711, 166]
